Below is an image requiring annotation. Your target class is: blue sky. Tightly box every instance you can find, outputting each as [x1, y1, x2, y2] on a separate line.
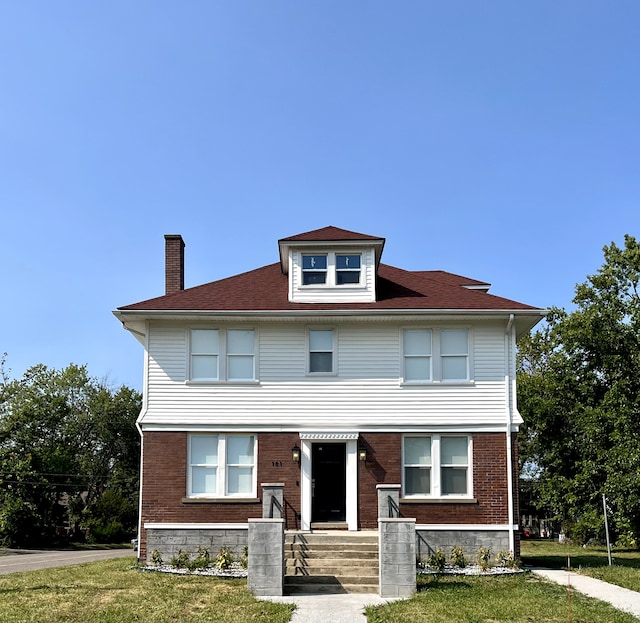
[1, 1, 638, 391]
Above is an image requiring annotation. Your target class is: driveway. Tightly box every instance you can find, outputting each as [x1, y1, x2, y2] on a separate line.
[0, 548, 134, 574]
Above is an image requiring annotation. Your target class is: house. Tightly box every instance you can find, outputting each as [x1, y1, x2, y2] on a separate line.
[114, 226, 545, 564]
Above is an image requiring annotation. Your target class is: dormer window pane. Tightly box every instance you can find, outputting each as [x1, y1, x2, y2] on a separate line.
[302, 255, 327, 285]
[336, 255, 361, 285]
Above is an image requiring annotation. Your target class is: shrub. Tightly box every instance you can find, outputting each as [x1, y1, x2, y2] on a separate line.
[427, 548, 446, 572]
[188, 546, 211, 570]
[476, 546, 492, 571]
[450, 545, 466, 568]
[495, 549, 519, 569]
[149, 550, 163, 566]
[170, 549, 191, 569]
[240, 546, 248, 569]
[215, 546, 234, 570]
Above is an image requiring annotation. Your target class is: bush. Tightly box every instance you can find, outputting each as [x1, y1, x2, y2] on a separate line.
[427, 548, 447, 572]
[150, 550, 163, 566]
[215, 547, 234, 571]
[170, 549, 191, 569]
[495, 549, 519, 569]
[188, 546, 211, 570]
[450, 545, 466, 568]
[240, 546, 248, 569]
[476, 546, 492, 571]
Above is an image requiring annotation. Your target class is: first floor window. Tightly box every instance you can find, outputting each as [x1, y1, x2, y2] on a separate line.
[188, 434, 256, 497]
[403, 435, 471, 498]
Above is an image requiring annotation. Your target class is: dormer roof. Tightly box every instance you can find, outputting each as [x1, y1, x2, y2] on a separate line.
[278, 226, 385, 273]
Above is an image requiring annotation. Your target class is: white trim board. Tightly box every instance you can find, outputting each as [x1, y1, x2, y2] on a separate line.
[415, 524, 517, 531]
[144, 523, 248, 530]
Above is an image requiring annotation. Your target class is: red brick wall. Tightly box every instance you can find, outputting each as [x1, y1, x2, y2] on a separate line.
[140, 432, 302, 559]
[140, 430, 515, 557]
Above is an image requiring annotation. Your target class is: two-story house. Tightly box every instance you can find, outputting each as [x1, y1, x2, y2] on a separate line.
[114, 226, 545, 563]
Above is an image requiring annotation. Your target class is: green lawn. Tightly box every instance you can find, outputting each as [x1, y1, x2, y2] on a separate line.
[521, 539, 640, 593]
[0, 557, 294, 623]
[365, 573, 638, 623]
[1, 552, 638, 623]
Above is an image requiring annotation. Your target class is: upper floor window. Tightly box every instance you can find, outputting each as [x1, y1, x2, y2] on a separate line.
[402, 328, 469, 383]
[308, 328, 335, 374]
[188, 433, 256, 498]
[302, 255, 327, 285]
[189, 328, 256, 381]
[402, 434, 471, 498]
[336, 255, 361, 284]
[300, 253, 362, 287]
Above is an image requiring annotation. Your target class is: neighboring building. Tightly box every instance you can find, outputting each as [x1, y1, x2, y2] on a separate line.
[114, 226, 545, 562]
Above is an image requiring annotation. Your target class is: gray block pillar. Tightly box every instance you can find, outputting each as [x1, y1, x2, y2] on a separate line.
[379, 518, 416, 598]
[248, 518, 285, 597]
[377, 484, 401, 519]
[261, 483, 285, 519]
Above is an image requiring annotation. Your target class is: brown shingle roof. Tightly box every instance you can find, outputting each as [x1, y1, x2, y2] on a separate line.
[279, 226, 383, 242]
[118, 263, 538, 312]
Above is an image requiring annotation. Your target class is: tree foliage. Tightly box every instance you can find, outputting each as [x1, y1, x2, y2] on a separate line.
[0, 359, 141, 546]
[518, 235, 640, 544]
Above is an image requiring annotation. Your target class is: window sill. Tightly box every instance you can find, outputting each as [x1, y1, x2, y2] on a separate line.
[400, 381, 475, 387]
[182, 497, 260, 504]
[400, 497, 478, 504]
[185, 380, 260, 386]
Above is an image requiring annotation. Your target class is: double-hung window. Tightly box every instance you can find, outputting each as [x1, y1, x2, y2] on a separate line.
[403, 435, 471, 498]
[308, 328, 335, 374]
[302, 255, 327, 285]
[189, 329, 256, 381]
[402, 328, 470, 382]
[188, 434, 256, 498]
[336, 254, 361, 284]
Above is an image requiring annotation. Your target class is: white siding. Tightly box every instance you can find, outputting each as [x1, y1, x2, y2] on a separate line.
[143, 320, 511, 429]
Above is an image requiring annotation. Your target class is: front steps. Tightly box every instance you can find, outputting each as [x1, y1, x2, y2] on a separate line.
[284, 531, 379, 594]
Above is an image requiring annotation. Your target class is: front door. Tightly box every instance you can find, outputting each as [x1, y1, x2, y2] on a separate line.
[311, 443, 346, 522]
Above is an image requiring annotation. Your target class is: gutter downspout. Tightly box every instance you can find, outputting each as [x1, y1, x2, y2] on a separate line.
[505, 314, 515, 553]
[135, 321, 150, 563]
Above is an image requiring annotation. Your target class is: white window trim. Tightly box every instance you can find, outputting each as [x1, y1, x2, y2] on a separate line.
[187, 328, 258, 383]
[402, 434, 473, 499]
[401, 327, 473, 384]
[187, 433, 257, 499]
[299, 251, 365, 289]
[306, 326, 338, 376]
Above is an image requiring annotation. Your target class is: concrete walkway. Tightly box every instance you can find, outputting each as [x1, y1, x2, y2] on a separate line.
[531, 567, 640, 619]
[262, 593, 398, 623]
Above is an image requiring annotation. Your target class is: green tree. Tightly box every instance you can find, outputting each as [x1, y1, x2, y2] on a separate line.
[518, 235, 640, 545]
[0, 361, 141, 546]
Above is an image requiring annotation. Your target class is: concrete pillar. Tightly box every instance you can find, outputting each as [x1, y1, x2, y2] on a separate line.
[248, 519, 285, 597]
[377, 484, 401, 519]
[379, 517, 416, 598]
[261, 483, 285, 519]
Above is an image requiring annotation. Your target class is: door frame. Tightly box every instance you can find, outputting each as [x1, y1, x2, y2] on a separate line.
[300, 433, 358, 531]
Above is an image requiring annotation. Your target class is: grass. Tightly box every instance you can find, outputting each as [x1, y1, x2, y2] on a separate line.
[522, 538, 640, 592]
[365, 573, 639, 623]
[0, 557, 294, 623]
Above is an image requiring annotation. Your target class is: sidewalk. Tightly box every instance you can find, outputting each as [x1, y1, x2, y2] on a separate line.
[531, 567, 640, 619]
[262, 593, 398, 623]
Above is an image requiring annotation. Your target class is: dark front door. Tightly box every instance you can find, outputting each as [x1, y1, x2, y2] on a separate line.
[312, 443, 346, 522]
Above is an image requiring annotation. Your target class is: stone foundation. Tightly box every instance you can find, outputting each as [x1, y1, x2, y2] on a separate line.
[145, 527, 248, 563]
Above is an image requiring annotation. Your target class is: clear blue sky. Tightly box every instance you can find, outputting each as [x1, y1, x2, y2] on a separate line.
[1, 1, 638, 391]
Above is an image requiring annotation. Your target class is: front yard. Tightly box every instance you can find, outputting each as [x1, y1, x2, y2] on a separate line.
[0, 546, 639, 622]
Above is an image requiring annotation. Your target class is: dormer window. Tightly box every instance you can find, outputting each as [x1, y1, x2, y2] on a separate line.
[336, 255, 361, 284]
[302, 255, 327, 285]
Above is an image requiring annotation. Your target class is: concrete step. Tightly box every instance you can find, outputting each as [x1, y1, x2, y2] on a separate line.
[286, 557, 378, 568]
[286, 566, 378, 578]
[285, 546, 379, 557]
[284, 576, 378, 595]
[286, 532, 378, 546]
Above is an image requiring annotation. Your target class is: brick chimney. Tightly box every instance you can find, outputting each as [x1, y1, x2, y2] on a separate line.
[164, 234, 185, 295]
